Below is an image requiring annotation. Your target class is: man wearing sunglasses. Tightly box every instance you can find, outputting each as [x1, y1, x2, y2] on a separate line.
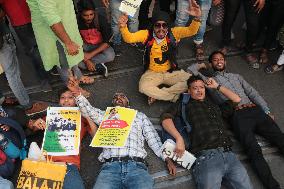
[118, 0, 201, 105]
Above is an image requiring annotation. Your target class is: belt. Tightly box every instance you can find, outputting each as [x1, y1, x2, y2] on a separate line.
[195, 146, 232, 157]
[235, 103, 256, 111]
[105, 156, 146, 164]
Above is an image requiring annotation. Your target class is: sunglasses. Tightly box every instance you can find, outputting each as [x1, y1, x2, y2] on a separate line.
[154, 22, 168, 29]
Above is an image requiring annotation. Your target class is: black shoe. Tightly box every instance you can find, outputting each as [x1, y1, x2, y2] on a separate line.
[113, 45, 122, 57]
[96, 63, 108, 78]
[50, 67, 59, 76]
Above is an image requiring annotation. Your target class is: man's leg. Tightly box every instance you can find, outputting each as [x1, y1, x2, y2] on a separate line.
[63, 164, 85, 189]
[175, 0, 190, 26]
[125, 161, 154, 189]
[225, 152, 253, 189]
[232, 109, 281, 189]
[191, 149, 224, 189]
[14, 23, 49, 81]
[93, 162, 122, 189]
[221, 0, 241, 48]
[139, 71, 178, 101]
[90, 46, 115, 65]
[110, 0, 123, 45]
[0, 40, 30, 107]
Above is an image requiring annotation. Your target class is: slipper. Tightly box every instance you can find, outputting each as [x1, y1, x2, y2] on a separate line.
[265, 65, 283, 74]
[259, 49, 269, 64]
[79, 76, 95, 85]
[148, 97, 156, 105]
[195, 44, 205, 61]
[246, 53, 260, 69]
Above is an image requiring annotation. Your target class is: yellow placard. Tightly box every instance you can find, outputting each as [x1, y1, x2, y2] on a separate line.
[90, 107, 137, 148]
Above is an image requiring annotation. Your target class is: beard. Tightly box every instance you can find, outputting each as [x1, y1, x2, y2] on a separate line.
[212, 64, 226, 72]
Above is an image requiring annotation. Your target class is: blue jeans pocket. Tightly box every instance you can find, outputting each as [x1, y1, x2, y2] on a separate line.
[136, 162, 148, 171]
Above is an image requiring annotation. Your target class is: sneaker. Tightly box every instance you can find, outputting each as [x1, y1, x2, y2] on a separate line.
[40, 80, 52, 92]
[25, 102, 49, 116]
[96, 63, 108, 78]
[50, 67, 59, 76]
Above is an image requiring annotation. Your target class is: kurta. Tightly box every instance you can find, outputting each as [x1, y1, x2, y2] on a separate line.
[27, 0, 83, 71]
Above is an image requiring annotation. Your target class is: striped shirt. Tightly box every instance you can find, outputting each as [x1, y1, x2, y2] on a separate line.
[187, 63, 270, 113]
[75, 95, 164, 162]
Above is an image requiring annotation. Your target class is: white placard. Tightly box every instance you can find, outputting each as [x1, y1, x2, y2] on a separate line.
[160, 139, 196, 170]
[119, 0, 143, 17]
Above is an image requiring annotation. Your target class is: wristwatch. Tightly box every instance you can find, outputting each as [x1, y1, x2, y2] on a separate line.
[216, 84, 222, 91]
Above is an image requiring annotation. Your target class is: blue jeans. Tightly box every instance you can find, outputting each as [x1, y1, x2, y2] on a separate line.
[0, 177, 13, 189]
[0, 38, 30, 108]
[93, 161, 154, 189]
[14, 23, 49, 81]
[192, 148, 253, 189]
[63, 164, 85, 189]
[175, 0, 212, 44]
[78, 43, 115, 69]
[110, 0, 140, 45]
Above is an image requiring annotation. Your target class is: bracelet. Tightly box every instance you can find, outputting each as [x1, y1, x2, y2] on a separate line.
[216, 84, 222, 91]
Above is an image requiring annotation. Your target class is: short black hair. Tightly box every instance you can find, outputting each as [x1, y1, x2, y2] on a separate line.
[208, 50, 225, 63]
[57, 87, 70, 99]
[187, 75, 204, 88]
[77, 0, 95, 13]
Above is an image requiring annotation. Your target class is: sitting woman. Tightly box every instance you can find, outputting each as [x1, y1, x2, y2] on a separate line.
[27, 87, 98, 189]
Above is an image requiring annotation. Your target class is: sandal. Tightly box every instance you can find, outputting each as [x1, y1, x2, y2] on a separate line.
[265, 64, 283, 74]
[79, 76, 95, 85]
[2, 97, 19, 106]
[148, 97, 156, 105]
[195, 44, 205, 61]
[259, 49, 269, 64]
[246, 53, 260, 69]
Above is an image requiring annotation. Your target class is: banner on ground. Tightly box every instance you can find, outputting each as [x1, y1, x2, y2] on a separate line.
[90, 107, 137, 148]
[42, 107, 81, 156]
[119, 0, 143, 17]
[160, 139, 196, 170]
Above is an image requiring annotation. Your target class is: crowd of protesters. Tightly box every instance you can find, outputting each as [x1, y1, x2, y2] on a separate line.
[0, 0, 284, 188]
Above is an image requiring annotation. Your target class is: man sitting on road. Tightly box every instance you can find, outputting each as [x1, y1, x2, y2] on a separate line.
[161, 76, 253, 189]
[188, 51, 284, 189]
[118, 0, 201, 105]
[77, 1, 115, 77]
[67, 78, 176, 189]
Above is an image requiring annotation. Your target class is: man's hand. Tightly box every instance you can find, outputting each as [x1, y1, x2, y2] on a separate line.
[174, 137, 185, 158]
[84, 52, 93, 61]
[84, 59, 96, 72]
[102, 0, 110, 7]
[212, 0, 221, 6]
[67, 76, 81, 97]
[65, 41, 80, 56]
[33, 118, 46, 131]
[118, 14, 128, 28]
[205, 78, 219, 89]
[268, 113, 275, 121]
[0, 125, 10, 132]
[254, 0, 265, 13]
[186, 0, 202, 18]
[166, 158, 177, 176]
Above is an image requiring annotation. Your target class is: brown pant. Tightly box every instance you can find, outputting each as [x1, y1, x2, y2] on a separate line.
[139, 69, 191, 102]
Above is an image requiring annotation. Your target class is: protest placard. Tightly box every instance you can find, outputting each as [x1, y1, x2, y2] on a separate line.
[119, 0, 143, 17]
[160, 139, 196, 170]
[90, 107, 137, 148]
[42, 107, 81, 156]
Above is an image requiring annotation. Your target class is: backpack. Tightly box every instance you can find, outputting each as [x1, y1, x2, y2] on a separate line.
[162, 93, 192, 149]
[142, 29, 178, 72]
[0, 117, 27, 177]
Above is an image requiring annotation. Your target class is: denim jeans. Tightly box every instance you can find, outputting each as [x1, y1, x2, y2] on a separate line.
[78, 43, 115, 69]
[0, 38, 30, 107]
[110, 0, 140, 45]
[13, 23, 49, 81]
[56, 41, 83, 84]
[63, 164, 85, 189]
[93, 161, 154, 189]
[175, 0, 212, 44]
[0, 177, 13, 189]
[192, 148, 253, 189]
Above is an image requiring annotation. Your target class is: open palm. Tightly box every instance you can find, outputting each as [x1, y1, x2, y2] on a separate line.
[186, 0, 202, 17]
